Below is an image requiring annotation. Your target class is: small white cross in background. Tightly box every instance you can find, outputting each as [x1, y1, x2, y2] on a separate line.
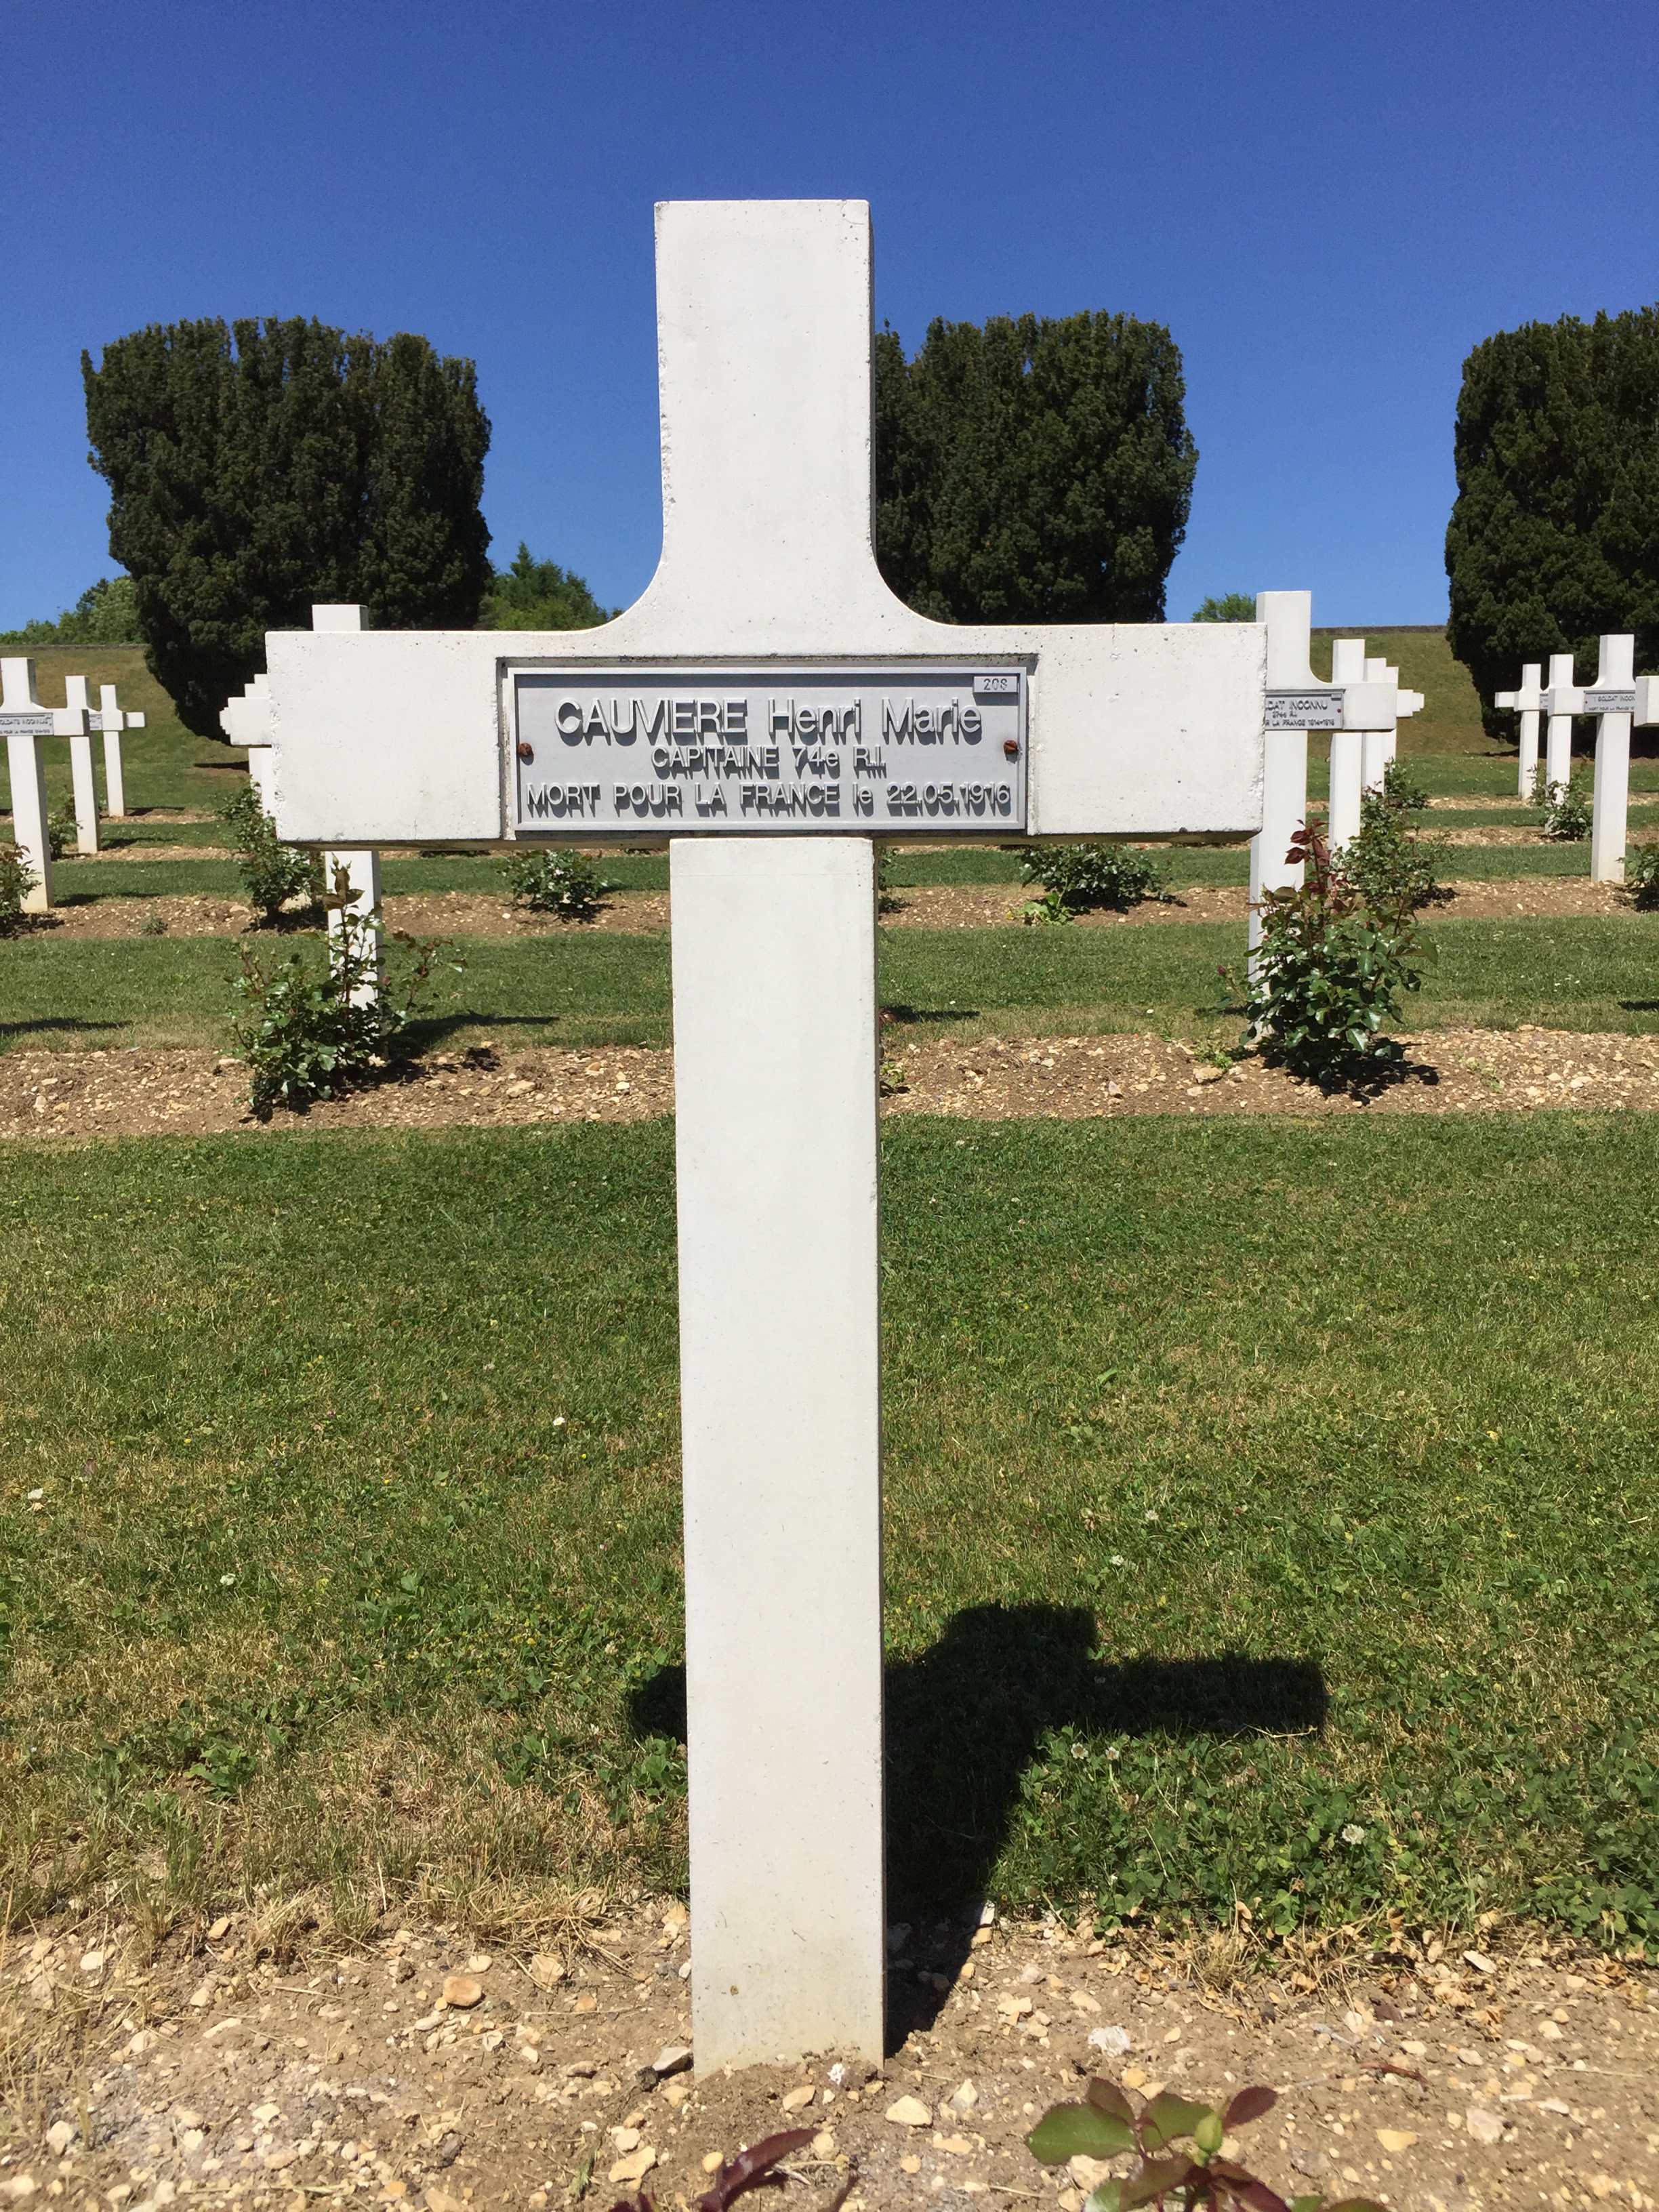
[87, 681, 144, 819]
[220, 673, 275, 806]
[1252, 605, 1413, 951]
[1539, 637, 1659, 882]
[1359, 657, 1424, 796]
[1494, 663, 1544, 797]
[310, 606, 383, 997]
[1539, 651, 1578, 795]
[1, 657, 87, 910]
[61, 677, 104, 853]
[260, 199, 1269, 2068]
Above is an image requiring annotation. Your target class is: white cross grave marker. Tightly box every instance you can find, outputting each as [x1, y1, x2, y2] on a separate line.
[220, 673, 275, 806]
[1540, 650, 1578, 797]
[1494, 662, 1544, 798]
[259, 199, 1267, 2069]
[1359, 659, 1424, 796]
[88, 682, 144, 819]
[309, 607, 384, 998]
[1540, 636, 1659, 882]
[1, 657, 87, 911]
[61, 677, 104, 853]
[1254, 609, 1405, 943]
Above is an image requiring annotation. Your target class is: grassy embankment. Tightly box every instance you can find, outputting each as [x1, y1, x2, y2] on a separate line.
[2, 1114, 1656, 1948]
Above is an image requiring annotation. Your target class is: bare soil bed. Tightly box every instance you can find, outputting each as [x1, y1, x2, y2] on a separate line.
[23, 895, 672, 942]
[3, 1903, 1654, 2212]
[878, 882, 1632, 928]
[4, 1029, 1659, 1145]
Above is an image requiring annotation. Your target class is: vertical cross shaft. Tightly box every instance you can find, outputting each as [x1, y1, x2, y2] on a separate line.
[654, 202, 888, 2069]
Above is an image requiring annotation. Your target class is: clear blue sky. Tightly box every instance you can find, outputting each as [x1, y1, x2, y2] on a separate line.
[4, 0, 1654, 634]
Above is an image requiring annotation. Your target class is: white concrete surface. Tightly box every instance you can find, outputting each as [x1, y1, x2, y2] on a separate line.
[222, 674, 275, 808]
[1588, 634, 1635, 884]
[323, 848, 384, 1002]
[673, 836, 883, 2067]
[1541, 653, 1579, 794]
[1248, 592, 1314, 955]
[2, 657, 86, 910]
[1326, 640, 1367, 850]
[1496, 663, 1544, 797]
[63, 678, 101, 853]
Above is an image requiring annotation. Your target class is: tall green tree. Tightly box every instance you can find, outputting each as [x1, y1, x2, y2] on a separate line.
[0, 575, 140, 651]
[1446, 306, 1659, 736]
[479, 543, 613, 630]
[874, 310, 1196, 623]
[83, 317, 492, 737]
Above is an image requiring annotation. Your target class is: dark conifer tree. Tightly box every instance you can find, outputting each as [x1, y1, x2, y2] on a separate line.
[1446, 307, 1659, 737]
[874, 310, 1196, 624]
[83, 317, 491, 735]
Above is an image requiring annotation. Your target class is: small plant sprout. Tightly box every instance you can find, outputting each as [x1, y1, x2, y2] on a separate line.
[1223, 826, 1430, 1088]
[1025, 2073, 1386, 2212]
[1533, 766, 1593, 842]
[232, 865, 457, 1116]
[1017, 841, 1166, 923]
[501, 846, 612, 919]
[0, 843, 39, 934]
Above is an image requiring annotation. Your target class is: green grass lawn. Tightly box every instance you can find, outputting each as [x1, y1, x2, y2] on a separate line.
[2, 1113, 1655, 1949]
[4, 914, 1658, 1056]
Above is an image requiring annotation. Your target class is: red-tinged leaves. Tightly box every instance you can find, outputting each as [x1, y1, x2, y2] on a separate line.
[1086, 2077, 1139, 2127]
[1141, 2093, 1212, 2151]
[1027, 2102, 1135, 2163]
[1118, 2154, 1199, 2209]
[1223, 2087, 1277, 2131]
[1232, 2177, 1292, 2212]
[694, 2129, 815, 2212]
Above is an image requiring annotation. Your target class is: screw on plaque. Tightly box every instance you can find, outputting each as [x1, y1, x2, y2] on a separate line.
[1003, 738, 1020, 759]
[517, 741, 535, 762]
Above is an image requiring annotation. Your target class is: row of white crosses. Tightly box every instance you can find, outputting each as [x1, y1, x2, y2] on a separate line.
[1248, 591, 1424, 947]
[1496, 640, 1659, 881]
[1, 658, 144, 909]
[222, 620, 382, 985]
[256, 199, 1269, 2068]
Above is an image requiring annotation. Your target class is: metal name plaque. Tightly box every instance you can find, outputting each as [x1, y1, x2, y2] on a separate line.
[508, 665, 1027, 835]
[1584, 689, 1638, 714]
[1264, 689, 1341, 730]
[0, 712, 55, 737]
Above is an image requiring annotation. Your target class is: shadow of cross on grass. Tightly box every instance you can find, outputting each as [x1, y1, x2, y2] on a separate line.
[628, 1602, 1324, 2045]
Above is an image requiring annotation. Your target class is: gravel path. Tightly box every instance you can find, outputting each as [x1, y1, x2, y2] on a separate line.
[4, 1906, 1654, 2212]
